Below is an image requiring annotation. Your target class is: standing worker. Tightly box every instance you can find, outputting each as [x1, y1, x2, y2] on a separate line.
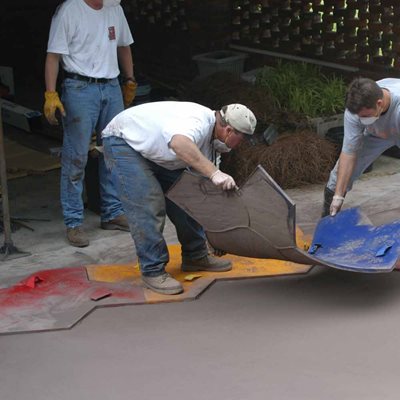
[44, 0, 137, 247]
[322, 77, 400, 217]
[102, 101, 257, 295]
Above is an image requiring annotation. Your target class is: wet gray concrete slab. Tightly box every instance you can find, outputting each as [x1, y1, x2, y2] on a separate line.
[2, 267, 400, 400]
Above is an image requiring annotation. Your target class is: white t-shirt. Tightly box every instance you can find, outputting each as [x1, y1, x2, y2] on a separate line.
[102, 101, 216, 170]
[47, 0, 133, 78]
[343, 78, 400, 154]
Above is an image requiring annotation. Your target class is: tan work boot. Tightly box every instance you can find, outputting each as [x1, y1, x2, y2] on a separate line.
[142, 273, 184, 295]
[182, 255, 232, 272]
[100, 214, 130, 232]
[66, 226, 89, 247]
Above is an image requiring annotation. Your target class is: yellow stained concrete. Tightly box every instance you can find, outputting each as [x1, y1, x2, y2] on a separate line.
[86, 228, 312, 304]
[86, 246, 312, 284]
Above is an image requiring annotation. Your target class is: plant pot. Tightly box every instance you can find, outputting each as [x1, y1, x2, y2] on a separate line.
[326, 126, 374, 174]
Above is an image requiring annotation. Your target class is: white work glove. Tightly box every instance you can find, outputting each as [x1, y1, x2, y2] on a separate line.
[209, 170, 237, 191]
[330, 195, 345, 216]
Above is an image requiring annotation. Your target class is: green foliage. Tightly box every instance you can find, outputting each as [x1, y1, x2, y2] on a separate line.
[255, 61, 346, 118]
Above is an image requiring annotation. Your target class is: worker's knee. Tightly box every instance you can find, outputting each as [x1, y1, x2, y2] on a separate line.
[64, 154, 88, 182]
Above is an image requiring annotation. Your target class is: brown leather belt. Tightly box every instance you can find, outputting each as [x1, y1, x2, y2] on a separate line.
[64, 71, 113, 84]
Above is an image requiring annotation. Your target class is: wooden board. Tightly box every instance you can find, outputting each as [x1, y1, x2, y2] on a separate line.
[3, 137, 60, 181]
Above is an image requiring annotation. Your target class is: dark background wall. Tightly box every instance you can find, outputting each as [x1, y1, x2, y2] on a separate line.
[0, 0, 232, 110]
[0, 0, 58, 108]
[1, 0, 400, 112]
[128, 0, 232, 84]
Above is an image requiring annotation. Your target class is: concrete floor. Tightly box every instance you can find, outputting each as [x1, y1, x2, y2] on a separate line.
[1, 155, 400, 399]
[2, 269, 400, 400]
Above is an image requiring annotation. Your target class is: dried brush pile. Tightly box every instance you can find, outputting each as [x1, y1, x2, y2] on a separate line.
[220, 131, 337, 189]
[180, 72, 338, 188]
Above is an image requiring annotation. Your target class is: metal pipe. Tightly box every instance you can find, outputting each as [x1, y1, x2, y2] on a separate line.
[0, 110, 13, 246]
[230, 44, 359, 72]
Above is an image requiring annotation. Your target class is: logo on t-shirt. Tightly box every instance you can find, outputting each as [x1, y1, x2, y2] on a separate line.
[108, 26, 116, 41]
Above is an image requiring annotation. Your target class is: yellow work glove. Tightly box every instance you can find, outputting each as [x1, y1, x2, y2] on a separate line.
[122, 80, 137, 107]
[44, 91, 66, 125]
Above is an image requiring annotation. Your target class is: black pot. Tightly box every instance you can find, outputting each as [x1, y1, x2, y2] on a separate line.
[326, 126, 373, 174]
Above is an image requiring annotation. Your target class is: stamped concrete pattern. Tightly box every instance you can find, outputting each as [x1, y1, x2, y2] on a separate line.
[168, 167, 400, 272]
[0, 244, 311, 334]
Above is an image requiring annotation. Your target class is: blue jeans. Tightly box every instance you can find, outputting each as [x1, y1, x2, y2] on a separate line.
[60, 77, 124, 227]
[103, 136, 208, 276]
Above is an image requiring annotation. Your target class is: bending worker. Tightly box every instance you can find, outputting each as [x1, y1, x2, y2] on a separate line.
[102, 101, 257, 295]
[322, 77, 400, 217]
[44, 0, 137, 247]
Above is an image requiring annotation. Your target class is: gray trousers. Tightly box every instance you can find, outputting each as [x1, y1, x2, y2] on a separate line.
[327, 135, 400, 192]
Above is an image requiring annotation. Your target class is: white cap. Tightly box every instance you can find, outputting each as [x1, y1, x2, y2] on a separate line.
[220, 104, 257, 135]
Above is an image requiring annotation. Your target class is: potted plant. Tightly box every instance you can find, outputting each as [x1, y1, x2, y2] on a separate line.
[255, 61, 346, 120]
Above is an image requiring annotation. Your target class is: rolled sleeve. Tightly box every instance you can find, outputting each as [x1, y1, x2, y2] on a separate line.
[46, 7, 72, 55]
[117, 7, 134, 46]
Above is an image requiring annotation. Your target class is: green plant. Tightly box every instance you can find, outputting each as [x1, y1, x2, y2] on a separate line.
[255, 61, 346, 118]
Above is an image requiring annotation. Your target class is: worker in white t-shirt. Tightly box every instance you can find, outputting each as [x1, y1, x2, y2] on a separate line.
[43, 0, 137, 248]
[102, 101, 257, 295]
[323, 77, 400, 217]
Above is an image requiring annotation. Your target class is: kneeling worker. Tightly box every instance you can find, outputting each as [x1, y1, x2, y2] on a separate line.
[102, 101, 256, 295]
[323, 77, 400, 217]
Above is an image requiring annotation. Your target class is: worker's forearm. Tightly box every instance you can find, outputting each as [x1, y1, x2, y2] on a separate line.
[335, 152, 357, 196]
[117, 46, 134, 79]
[170, 135, 216, 178]
[45, 53, 61, 92]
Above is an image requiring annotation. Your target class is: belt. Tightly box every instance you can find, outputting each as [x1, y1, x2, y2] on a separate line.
[64, 72, 113, 84]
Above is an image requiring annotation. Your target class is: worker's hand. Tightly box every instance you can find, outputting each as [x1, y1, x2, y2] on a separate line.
[44, 91, 66, 125]
[330, 195, 345, 216]
[122, 80, 137, 107]
[210, 170, 237, 191]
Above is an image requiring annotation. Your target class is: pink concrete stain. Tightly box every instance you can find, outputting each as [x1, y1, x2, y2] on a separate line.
[0, 267, 145, 334]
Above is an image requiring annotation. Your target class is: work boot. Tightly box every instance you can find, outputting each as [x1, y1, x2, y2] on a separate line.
[101, 214, 130, 232]
[321, 186, 335, 218]
[66, 226, 89, 247]
[142, 273, 184, 295]
[182, 255, 232, 272]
